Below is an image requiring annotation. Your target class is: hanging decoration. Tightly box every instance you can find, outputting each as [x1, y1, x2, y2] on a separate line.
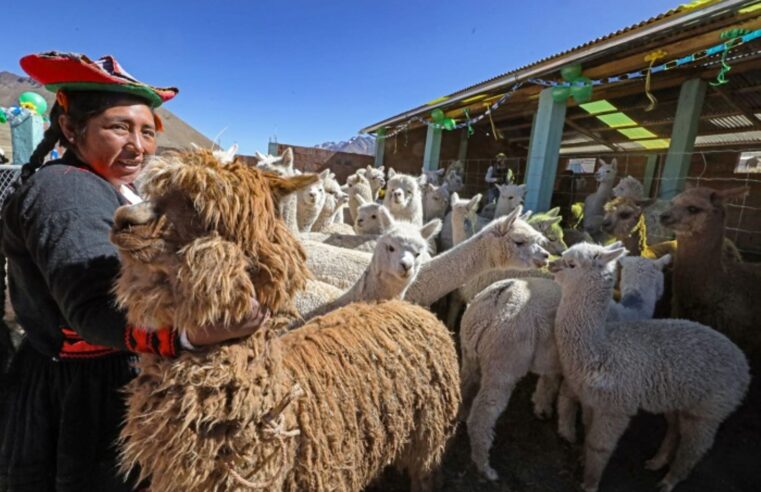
[551, 64, 594, 104]
[487, 102, 500, 141]
[18, 91, 48, 115]
[710, 28, 751, 87]
[463, 108, 474, 137]
[368, 27, 761, 139]
[643, 49, 668, 111]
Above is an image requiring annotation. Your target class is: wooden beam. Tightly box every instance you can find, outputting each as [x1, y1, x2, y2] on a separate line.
[422, 125, 442, 171]
[525, 88, 567, 211]
[564, 119, 622, 152]
[661, 79, 707, 200]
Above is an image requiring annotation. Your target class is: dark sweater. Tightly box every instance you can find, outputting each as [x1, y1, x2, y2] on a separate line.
[1, 153, 162, 358]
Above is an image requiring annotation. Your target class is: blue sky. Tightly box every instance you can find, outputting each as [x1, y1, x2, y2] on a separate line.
[1, 0, 676, 154]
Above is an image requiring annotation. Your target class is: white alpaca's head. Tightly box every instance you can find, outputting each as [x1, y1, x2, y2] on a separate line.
[526, 207, 567, 255]
[254, 147, 295, 176]
[595, 159, 618, 184]
[445, 171, 464, 193]
[385, 171, 421, 212]
[299, 169, 329, 207]
[374, 208, 442, 294]
[613, 175, 644, 200]
[549, 242, 628, 289]
[354, 200, 388, 235]
[423, 182, 450, 220]
[478, 206, 550, 270]
[618, 254, 671, 301]
[419, 167, 446, 186]
[346, 172, 371, 191]
[496, 183, 526, 214]
[450, 192, 481, 223]
[362, 165, 386, 190]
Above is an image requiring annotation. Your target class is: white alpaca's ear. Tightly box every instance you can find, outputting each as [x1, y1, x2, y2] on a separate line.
[517, 184, 526, 195]
[387, 168, 396, 178]
[225, 144, 239, 162]
[378, 206, 394, 230]
[547, 207, 560, 217]
[420, 219, 443, 241]
[436, 168, 445, 176]
[470, 194, 482, 210]
[598, 246, 628, 265]
[319, 169, 331, 180]
[356, 168, 367, 177]
[496, 205, 522, 234]
[190, 142, 201, 150]
[610, 158, 618, 169]
[281, 148, 294, 169]
[378, 165, 385, 172]
[355, 194, 367, 205]
[655, 254, 672, 269]
[520, 209, 533, 221]
[450, 192, 460, 205]
[254, 151, 266, 161]
[549, 216, 563, 226]
[423, 182, 434, 193]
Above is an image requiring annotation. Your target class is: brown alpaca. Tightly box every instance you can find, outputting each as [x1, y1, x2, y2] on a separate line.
[660, 186, 761, 358]
[603, 196, 742, 262]
[112, 150, 460, 492]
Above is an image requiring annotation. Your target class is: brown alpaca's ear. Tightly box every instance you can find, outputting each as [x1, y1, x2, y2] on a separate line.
[712, 186, 750, 204]
[635, 198, 656, 208]
[267, 174, 320, 203]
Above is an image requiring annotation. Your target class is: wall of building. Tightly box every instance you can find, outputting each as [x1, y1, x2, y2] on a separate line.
[241, 143, 374, 184]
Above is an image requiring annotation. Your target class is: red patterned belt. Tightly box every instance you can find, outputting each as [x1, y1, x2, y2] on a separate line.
[59, 328, 118, 359]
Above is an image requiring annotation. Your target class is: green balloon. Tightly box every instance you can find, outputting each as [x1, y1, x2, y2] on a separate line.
[431, 108, 445, 122]
[551, 86, 570, 103]
[561, 64, 583, 82]
[443, 118, 456, 131]
[570, 77, 593, 104]
[0, 111, 6, 124]
[18, 91, 48, 115]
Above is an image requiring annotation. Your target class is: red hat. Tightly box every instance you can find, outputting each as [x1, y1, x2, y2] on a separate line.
[20, 51, 178, 108]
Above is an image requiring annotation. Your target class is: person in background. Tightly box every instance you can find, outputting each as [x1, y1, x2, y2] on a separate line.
[0, 52, 269, 492]
[484, 152, 514, 205]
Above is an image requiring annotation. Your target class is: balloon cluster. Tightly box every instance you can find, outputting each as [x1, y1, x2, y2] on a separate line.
[551, 64, 594, 104]
[431, 108, 457, 131]
[0, 91, 49, 125]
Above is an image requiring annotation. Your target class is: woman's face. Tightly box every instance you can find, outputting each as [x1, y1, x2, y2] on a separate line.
[61, 103, 158, 187]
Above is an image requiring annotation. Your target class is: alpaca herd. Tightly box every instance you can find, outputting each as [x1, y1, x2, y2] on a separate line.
[107, 147, 756, 492]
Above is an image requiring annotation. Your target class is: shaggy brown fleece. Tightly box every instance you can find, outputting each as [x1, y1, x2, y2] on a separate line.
[120, 301, 460, 491]
[114, 149, 460, 491]
[112, 149, 315, 332]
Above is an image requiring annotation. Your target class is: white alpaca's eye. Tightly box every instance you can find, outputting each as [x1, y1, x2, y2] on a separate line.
[388, 245, 395, 253]
[568, 262, 576, 268]
[371, 214, 376, 219]
[514, 240, 525, 247]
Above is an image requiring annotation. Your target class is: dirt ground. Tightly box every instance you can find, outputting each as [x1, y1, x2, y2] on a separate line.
[370, 375, 761, 492]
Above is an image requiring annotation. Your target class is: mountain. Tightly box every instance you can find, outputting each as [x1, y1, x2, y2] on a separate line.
[316, 135, 375, 155]
[0, 70, 212, 156]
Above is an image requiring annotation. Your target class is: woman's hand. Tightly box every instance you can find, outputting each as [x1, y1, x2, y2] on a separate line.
[186, 297, 270, 347]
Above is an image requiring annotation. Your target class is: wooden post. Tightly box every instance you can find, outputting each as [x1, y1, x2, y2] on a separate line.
[524, 87, 567, 212]
[659, 78, 706, 200]
[422, 125, 442, 171]
[374, 128, 385, 169]
[642, 154, 658, 197]
[457, 128, 468, 162]
[10, 113, 43, 165]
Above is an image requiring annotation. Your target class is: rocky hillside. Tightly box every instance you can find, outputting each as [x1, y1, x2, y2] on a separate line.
[316, 134, 375, 155]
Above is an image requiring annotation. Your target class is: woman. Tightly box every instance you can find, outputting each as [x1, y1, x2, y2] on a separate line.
[0, 52, 268, 492]
[484, 152, 514, 205]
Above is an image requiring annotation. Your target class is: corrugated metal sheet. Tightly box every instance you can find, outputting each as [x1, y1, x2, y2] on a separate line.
[696, 130, 761, 145]
[709, 115, 756, 129]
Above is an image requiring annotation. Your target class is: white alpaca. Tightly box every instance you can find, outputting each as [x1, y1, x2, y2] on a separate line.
[300, 231, 379, 253]
[384, 168, 424, 225]
[358, 165, 386, 200]
[346, 172, 373, 224]
[583, 159, 617, 238]
[302, 210, 442, 321]
[405, 207, 550, 307]
[440, 192, 480, 251]
[296, 169, 330, 232]
[354, 200, 390, 235]
[612, 175, 644, 199]
[493, 183, 526, 218]
[420, 167, 446, 186]
[552, 243, 749, 492]
[422, 182, 450, 222]
[253, 148, 299, 232]
[312, 172, 349, 232]
[303, 240, 372, 290]
[444, 162, 465, 193]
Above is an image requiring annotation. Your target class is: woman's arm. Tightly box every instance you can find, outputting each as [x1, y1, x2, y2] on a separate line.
[485, 166, 497, 184]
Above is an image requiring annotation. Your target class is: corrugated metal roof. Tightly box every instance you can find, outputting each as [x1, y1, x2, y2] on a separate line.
[362, 0, 756, 134]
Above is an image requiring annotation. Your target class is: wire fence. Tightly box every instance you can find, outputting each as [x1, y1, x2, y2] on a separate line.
[440, 148, 761, 257]
[0, 165, 21, 209]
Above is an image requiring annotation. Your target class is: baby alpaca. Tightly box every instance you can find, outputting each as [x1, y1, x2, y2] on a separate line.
[346, 172, 374, 224]
[552, 243, 749, 492]
[494, 183, 526, 218]
[525, 207, 567, 255]
[354, 200, 392, 235]
[422, 182, 450, 222]
[583, 159, 617, 240]
[304, 209, 441, 320]
[384, 168, 424, 225]
[297, 169, 330, 232]
[420, 167, 446, 186]
[358, 165, 386, 199]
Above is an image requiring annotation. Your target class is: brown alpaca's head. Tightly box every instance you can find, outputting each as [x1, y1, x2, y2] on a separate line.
[660, 186, 749, 237]
[110, 149, 317, 335]
[602, 196, 653, 238]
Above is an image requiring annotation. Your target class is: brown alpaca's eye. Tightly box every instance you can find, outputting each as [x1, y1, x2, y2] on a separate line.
[619, 212, 632, 219]
[687, 206, 700, 214]
[513, 240, 525, 247]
